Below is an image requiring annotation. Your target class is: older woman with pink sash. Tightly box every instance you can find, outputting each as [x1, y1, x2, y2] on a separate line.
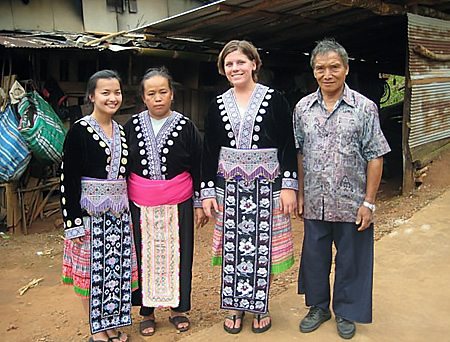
[124, 67, 207, 336]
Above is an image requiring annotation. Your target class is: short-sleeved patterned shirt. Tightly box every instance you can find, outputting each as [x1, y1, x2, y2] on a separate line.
[293, 84, 391, 222]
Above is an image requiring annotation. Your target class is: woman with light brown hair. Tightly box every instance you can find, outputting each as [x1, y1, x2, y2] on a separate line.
[201, 40, 298, 334]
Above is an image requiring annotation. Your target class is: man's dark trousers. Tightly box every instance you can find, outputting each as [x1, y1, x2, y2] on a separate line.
[298, 219, 373, 323]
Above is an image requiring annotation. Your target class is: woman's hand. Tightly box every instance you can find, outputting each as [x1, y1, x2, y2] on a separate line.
[280, 189, 297, 216]
[71, 237, 84, 245]
[195, 208, 209, 228]
[202, 198, 219, 220]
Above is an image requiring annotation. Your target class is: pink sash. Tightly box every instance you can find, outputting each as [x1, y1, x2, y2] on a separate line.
[128, 172, 192, 308]
[128, 171, 193, 206]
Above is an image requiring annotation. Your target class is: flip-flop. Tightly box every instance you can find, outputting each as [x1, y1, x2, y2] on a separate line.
[139, 319, 156, 336]
[107, 331, 128, 342]
[252, 312, 272, 333]
[169, 315, 191, 332]
[88, 338, 108, 342]
[223, 311, 245, 334]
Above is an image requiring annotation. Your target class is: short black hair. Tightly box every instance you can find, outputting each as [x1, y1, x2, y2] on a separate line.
[310, 38, 349, 69]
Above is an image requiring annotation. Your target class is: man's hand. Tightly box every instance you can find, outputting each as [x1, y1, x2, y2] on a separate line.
[195, 208, 209, 228]
[296, 154, 305, 220]
[202, 198, 219, 220]
[357, 157, 382, 231]
[280, 189, 297, 216]
[355, 205, 373, 231]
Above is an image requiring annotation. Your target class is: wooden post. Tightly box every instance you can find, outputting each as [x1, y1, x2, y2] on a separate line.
[18, 189, 27, 235]
[5, 182, 22, 234]
[5, 183, 13, 233]
[402, 54, 415, 195]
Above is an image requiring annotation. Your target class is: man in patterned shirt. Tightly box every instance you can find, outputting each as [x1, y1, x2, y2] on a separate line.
[293, 38, 390, 339]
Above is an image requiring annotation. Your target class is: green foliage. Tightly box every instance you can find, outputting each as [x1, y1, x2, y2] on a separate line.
[381, 75, 405, 108]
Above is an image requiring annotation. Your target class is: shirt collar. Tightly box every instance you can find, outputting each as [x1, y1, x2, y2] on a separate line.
[307, 83, 356, 111]
[305, 88, 321, 110]
[341, 83, 356, 108]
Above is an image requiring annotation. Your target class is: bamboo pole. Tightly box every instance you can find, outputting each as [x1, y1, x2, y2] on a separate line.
[84, 30, 128, 46]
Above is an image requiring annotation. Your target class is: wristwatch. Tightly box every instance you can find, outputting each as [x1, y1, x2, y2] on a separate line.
[363, 201, 376, 213]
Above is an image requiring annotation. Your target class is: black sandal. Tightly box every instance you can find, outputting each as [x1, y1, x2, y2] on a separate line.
[169, 315, 191, 332]
[223, 311, 245, 334]
[139, 318, 156, 336]
[107, 331, 128, 342]
[252, 312, 272, 333]
[107, 331, 127, 342]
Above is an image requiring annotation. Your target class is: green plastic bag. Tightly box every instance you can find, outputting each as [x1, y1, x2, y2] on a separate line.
[17, 91, 67, 164]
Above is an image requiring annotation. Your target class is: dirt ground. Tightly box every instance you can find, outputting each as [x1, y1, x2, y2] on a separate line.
[2, 149, 450, 342]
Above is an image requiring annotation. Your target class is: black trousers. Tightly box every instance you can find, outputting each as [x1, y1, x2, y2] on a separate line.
[130, 199, 194, 316]
[298, 219, 373, 323]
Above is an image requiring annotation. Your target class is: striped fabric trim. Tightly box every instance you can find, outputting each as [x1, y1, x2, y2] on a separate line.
[62, 276, 140, 298]
[62, 277, 90, 297]
[64, 226, 85, 239]
[212, 256, 294, 275]
[62, 216, 139, 300]
[200, 187, 216, 200]
[217, 147, 280, 182]
[282, 177, 299, 190]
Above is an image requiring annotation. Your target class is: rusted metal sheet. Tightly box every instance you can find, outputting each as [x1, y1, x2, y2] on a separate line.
[407, 13, 450, 161]
[0, 35, 76, 49]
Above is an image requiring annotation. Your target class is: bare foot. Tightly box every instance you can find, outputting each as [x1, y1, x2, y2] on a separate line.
[91, 331, 109, 341]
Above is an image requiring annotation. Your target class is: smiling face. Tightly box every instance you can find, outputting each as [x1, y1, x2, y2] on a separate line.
[313, 51, 349, 98]
[223, 49, 257, 88]
[89, 78, 122, 116]
[142, 75, 173, 119]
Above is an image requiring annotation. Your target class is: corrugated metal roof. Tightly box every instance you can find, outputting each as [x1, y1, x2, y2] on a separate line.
[0, 35, 76, 49]
[0, 32, 96, 50]
[2, 1, 449, 75]
[0, 31, 176, 54]
[138, 0, 450, 74]
[407, 13, 450, 159]
[0, 30, 222, 64]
